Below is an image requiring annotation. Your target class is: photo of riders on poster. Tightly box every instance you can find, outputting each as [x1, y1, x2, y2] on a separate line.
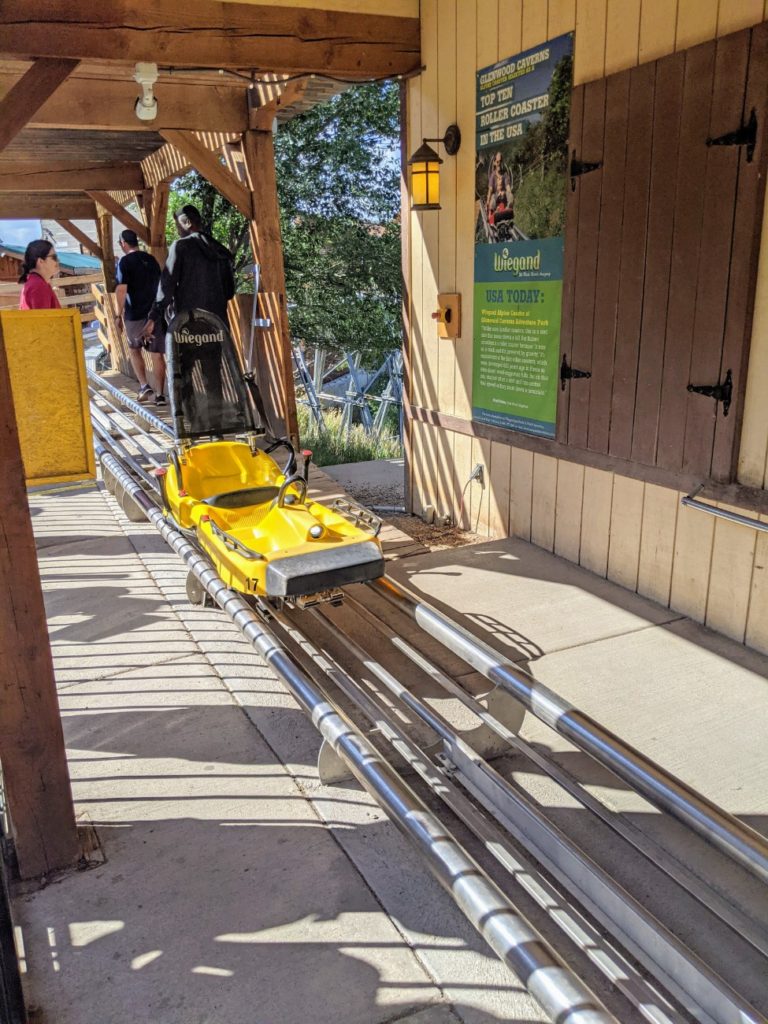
[473, 34, 573, 439]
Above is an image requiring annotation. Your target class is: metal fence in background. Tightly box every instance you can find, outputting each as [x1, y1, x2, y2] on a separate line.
[293, 346, 403, 440]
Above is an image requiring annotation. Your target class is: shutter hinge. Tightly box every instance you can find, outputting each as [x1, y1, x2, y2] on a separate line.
[560, 353, 592, 390]
[706, 108, 758, 163]
[570, 149, 602, 190]
[687, 368, 733, 416]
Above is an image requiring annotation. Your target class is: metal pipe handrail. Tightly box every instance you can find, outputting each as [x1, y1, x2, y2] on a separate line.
[681, 493, 768, 533]
[373, 577, 768, 885]
[87, 369, 174, 438]
[97, 445, 617, 1024]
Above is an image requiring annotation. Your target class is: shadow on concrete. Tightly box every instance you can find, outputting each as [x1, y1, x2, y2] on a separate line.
[388, 538, 768, 680]
[16, 824, 522, 1024]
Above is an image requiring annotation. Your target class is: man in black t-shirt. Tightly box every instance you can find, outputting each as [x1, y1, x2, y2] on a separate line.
[115, 230, 165, 405]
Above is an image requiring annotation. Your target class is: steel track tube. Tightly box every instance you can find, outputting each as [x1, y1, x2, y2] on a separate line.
[343, 593, 767, 954]
[91, 407, 164, 470]
[88, 370, 174, 437]
[89, 386, 169, 456]
[287, 610, 690, 1024]
[92, 422, 159, 493]
[372, 578, 768, 884]
[96, 448, 615, 1024]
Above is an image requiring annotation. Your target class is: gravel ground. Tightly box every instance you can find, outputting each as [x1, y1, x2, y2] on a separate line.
[383, 514, 482, 552]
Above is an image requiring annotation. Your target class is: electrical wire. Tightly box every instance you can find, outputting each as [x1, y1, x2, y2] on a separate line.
[164, 66, 424, 86]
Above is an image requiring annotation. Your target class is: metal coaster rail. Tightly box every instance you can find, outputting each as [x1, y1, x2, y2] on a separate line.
[85, 373, 768, 1024]
[96, 443, 617, 1024]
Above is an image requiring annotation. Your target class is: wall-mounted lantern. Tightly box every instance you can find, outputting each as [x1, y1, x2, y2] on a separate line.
[408, 124, 461, 211]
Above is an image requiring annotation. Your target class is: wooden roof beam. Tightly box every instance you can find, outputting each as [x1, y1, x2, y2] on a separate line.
[249, 77, 308, 130]
[0, 70, 249, 133]
[160, 130, 251, 217]
[0, 57, 78, 153]
[0, 162, 144, 191]
[86, 191, 150, 244]
[0, 193, 96, 219]
[141, 143, 191, 189]
[0, 1, 421, 78]
[55, 219, 103, 260]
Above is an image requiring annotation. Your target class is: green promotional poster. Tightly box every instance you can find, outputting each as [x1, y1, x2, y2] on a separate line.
[473, 34, 573, 438]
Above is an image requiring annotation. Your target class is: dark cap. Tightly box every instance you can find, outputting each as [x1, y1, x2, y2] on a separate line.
[121, 229, 139, 246]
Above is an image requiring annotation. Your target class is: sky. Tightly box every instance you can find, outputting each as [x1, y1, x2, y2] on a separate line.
[0, 219, 42, 246]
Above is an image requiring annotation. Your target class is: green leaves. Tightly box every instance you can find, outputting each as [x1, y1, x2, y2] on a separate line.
[276, 82, 401, 361]
[169, 81, 401, 363]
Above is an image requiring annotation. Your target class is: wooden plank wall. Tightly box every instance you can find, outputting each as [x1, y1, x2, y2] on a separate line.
[408, 0, 768, 654]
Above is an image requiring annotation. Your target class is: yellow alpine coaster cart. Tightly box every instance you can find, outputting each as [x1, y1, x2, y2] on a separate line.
[158, 308, 385, 608]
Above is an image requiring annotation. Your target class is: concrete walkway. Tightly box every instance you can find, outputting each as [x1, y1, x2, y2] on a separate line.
[15, 470, 768, 1023]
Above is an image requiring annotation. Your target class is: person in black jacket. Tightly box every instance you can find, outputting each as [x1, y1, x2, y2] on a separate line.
[143, 204, 235, 334]
[143, 205, 236, 432]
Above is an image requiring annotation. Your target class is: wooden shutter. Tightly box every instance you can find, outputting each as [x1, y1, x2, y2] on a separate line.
[558, 22, 768, 483]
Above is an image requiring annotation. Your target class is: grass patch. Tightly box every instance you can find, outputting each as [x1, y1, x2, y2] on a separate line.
[297, 405, 402, 467]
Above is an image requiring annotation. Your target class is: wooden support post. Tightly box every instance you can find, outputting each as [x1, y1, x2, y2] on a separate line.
[399, 81, 412, 513]
[241, 129, 298, 443]
[149, 183, 170, 265]
[0, 329, 79, 879]
[95, 209, 116, 292]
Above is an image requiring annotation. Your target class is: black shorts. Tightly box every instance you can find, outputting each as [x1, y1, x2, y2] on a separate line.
[125, 317, 164, 354]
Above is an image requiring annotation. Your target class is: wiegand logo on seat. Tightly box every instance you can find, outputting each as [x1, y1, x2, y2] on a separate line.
[177, 326, 225, 346]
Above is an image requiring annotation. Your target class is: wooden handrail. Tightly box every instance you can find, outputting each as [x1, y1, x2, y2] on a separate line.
[0, 271, 104, 296]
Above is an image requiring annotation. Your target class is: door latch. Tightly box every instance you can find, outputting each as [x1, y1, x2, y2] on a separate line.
[706, 108, 758, 163]
[687, 368, 733, 416]
[560, 353, 592, 390]
[570, 149, 602, 190]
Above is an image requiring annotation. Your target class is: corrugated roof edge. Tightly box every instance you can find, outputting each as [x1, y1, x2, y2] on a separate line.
[0, 243, 102, 271]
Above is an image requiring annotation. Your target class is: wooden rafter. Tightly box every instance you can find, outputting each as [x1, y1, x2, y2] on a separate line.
[248, 77, 309, 130]
[160, 130, 251, 217]
[0, 162, 144, 191]
[0, 69, 249, 133]
[87, 191, 149, 244]
[55, 219, 103, 260]
[0, 57, 78, 153]
[141, 144, 190, 189]
[0, 194, 96, 219]
[110, 190, 141, 208]
[0, 1, 421, 79]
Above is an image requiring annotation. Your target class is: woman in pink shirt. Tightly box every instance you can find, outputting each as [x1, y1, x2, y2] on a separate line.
[18, 240, 61, 310]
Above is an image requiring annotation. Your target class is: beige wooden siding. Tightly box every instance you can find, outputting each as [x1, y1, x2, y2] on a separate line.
[408, 0, 768, 652]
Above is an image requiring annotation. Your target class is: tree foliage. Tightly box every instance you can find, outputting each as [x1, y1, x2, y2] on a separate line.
[168, 81, 402, 363]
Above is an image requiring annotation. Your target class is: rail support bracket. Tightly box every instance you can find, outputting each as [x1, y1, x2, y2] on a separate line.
[462, 687, 526, 757]
[317, 739, 353, 785]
